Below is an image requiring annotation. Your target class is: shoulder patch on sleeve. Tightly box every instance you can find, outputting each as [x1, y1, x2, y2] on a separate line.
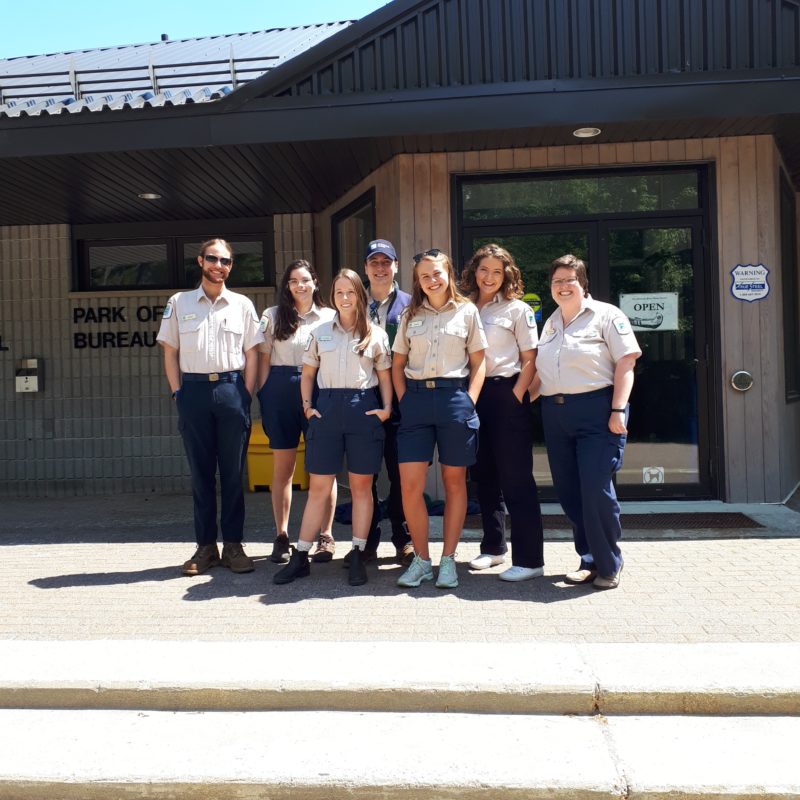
[613, 317, 632, 335]
[526, 310, 536, 328]
[162, 303, 174, 319]
[259, 317, 268, 332]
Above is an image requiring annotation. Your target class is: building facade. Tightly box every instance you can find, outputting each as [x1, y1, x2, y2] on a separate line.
[1, 0, 799, 503]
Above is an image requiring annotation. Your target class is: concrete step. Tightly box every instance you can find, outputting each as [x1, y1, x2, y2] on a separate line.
[0, 708, 798, 799]
[1, 641, 798, 715]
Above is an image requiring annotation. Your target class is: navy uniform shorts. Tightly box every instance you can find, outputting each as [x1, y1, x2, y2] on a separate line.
[258, 366, 314, 450]
[305, 388, 386, 476]
[397, 379, 480, 467]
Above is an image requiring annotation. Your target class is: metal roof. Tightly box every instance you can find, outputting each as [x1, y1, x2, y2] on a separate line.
[0, 23, 351, 118]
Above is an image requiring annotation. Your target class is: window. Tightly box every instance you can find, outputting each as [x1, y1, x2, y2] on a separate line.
[332, 189, 375, 272]
[780, 172, 800, 402]
[73, 218, 274, 291]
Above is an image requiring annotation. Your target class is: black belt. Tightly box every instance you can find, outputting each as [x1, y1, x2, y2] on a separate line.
[486, 375, 518, 384]
[270, 365, 303, 374]
[182, 371, 241, 383]
[545, 386, 612, 405]
[406, 378, 467, 390]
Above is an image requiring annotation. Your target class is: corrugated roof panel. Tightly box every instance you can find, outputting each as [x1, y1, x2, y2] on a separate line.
[0, 23, 351, 118]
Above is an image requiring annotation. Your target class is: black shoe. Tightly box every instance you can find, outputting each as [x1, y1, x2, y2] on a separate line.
[343, 546, 378, 567]
[269, 534, 291, 563]
[348, 548, 368, 587]
[273, 547, 310, 584]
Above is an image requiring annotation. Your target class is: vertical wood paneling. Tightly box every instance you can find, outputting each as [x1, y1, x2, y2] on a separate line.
[397, 155, 416, 290]
[717, 137, 746, 501]
[430, 154, 450, 252]
[412, 154, 433, 253]
[735, 136, 765, 501]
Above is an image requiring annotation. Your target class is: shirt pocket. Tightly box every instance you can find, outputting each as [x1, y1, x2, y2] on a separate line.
[317, 338, 338, 354]
[443, 320, 468, 358]
[178, 318, 204, 351]
[406, 323, 430, 364]
[484, 316, 514, 350]
[569, 324, 604, 344]
[221, 317, 244, 353]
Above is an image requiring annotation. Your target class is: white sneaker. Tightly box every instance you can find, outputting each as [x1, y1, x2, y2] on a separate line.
[469, 553, 506, 570]
[499, 565, 544, 582]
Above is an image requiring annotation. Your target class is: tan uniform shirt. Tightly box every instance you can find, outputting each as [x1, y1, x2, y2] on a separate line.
[535, 296, 641, 395]
[157, 286, 263, 374]
[303, 316, 392, 390]
[367, 290, 391, 328]
[479, 295, 539, 378]
[392, 299, 487, 380]
[258, 304, 335, 367]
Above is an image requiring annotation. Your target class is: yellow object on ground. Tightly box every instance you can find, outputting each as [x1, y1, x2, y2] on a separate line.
[246, 426, 310, 492]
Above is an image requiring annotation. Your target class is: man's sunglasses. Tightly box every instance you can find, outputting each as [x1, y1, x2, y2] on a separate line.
[203, 254, 233, 267]
[412, 248, 441, 263]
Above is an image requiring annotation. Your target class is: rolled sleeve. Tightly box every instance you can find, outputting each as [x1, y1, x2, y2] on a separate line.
[604, 313, 642, 362]
[302, 335, 321, 369]
[465, 307, 488, 353]
[514, 305, 539, 352]
[391, 313, 411, 355]
[156, 295, 180, 349]
[242, 301, 264, 352]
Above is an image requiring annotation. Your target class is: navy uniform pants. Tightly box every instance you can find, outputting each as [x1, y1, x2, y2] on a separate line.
[367, 398, 410, 552]
[176, 372, 251, 546]
[541, 387, 626, 578]
[473, 376, 544, 568]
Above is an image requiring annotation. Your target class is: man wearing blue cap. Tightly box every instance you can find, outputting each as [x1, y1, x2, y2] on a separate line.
[357, 239, 413, 564]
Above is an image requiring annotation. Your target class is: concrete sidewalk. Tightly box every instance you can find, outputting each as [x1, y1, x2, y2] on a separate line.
[1, 492, 799, 643]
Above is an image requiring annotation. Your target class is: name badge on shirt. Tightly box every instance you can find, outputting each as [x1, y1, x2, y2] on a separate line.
[408, 320, 424, 328]
[317, 335, 333, 341]
[181, 313, 197, 321]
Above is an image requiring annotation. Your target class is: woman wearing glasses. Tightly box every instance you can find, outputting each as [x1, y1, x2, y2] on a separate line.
[257, 260, 337, 565]
[530, 254, 641, 590]
[461, 244, 545, 582]
[274, 268, 393, 587]
[392, 249, 487, 590]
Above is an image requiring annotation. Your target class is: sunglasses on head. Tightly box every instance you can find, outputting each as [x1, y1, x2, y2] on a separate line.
[203, 254, 232, 267]
[413, 248, 442, 263]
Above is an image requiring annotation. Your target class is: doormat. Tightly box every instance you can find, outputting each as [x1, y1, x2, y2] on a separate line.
[463, 512, 764, 530]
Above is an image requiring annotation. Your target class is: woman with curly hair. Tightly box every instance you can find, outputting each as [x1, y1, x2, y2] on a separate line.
[461, 243, 544, 582]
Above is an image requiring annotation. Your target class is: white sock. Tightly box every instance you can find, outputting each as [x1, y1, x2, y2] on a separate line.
[352, 537, 367, 551]
[296, 540, 313, 552]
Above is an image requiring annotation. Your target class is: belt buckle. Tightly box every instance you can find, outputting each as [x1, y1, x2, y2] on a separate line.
[425, 380, 436, 389]
[209, 373, 220, 382]
[554, 394, 565, 405]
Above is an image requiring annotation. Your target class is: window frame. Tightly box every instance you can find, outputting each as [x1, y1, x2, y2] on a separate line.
[72, 217, 274, 292]
[331, 188, 376, 274]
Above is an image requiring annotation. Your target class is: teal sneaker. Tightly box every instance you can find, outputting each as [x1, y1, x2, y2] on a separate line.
[436, 554, 459, 589]
[397, 555, 434, 587]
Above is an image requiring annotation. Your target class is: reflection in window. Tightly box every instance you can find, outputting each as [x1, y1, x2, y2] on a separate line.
[183, 240, 265, 289]
[333, 190, 375, 271]
[463, 172, 699, 221]
[88, 243, 169, 288]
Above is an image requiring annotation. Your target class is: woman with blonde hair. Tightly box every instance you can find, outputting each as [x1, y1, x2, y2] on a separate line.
[274, 269, 393, 588]
[392, 249, 487, 590]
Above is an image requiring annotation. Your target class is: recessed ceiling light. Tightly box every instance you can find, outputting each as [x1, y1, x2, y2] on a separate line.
[573, 127, 602, 139]
[137, 192, 162, 200]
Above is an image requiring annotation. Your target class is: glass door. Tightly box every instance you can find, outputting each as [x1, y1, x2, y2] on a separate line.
[463, 217, 713, 499]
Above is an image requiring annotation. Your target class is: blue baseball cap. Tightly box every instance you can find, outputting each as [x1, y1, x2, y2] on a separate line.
[364, 239, 398, 262]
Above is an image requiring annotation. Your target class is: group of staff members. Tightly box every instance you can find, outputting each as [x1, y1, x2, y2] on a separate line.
[157, 238, 641, 592]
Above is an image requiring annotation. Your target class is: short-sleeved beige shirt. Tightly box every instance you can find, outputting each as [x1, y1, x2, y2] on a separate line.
[392, 299, 487, 380]
[479, 295, 539, 378]
[157, 286, 263, 374]
[535, 296, 641, 395]
[258, 304, 335, 367]
[303, 316, 391, 390]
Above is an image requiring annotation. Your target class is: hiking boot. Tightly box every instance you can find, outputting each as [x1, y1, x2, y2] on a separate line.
[397, 554, 434, 588]
[310, 533, 336, 563]
[435, 554, 459, 589]
[347, 548, 368, 587]
[182, 544, 220, 576]
[396, 541, 416, 566]
[269, 534, 291, 563]
[221, 541, 254, 573]
[273, 547, 310, 585]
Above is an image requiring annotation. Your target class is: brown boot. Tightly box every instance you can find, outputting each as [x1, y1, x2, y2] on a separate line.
[310, 532, 336, 563]
[182, 544, 220, 576]
[221, 541, 255, 573]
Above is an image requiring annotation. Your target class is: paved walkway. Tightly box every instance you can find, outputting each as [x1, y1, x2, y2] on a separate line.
[2, 493, 799, 643]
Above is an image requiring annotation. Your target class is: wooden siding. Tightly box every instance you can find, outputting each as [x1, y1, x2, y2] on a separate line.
[314, 135, 798, 502]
